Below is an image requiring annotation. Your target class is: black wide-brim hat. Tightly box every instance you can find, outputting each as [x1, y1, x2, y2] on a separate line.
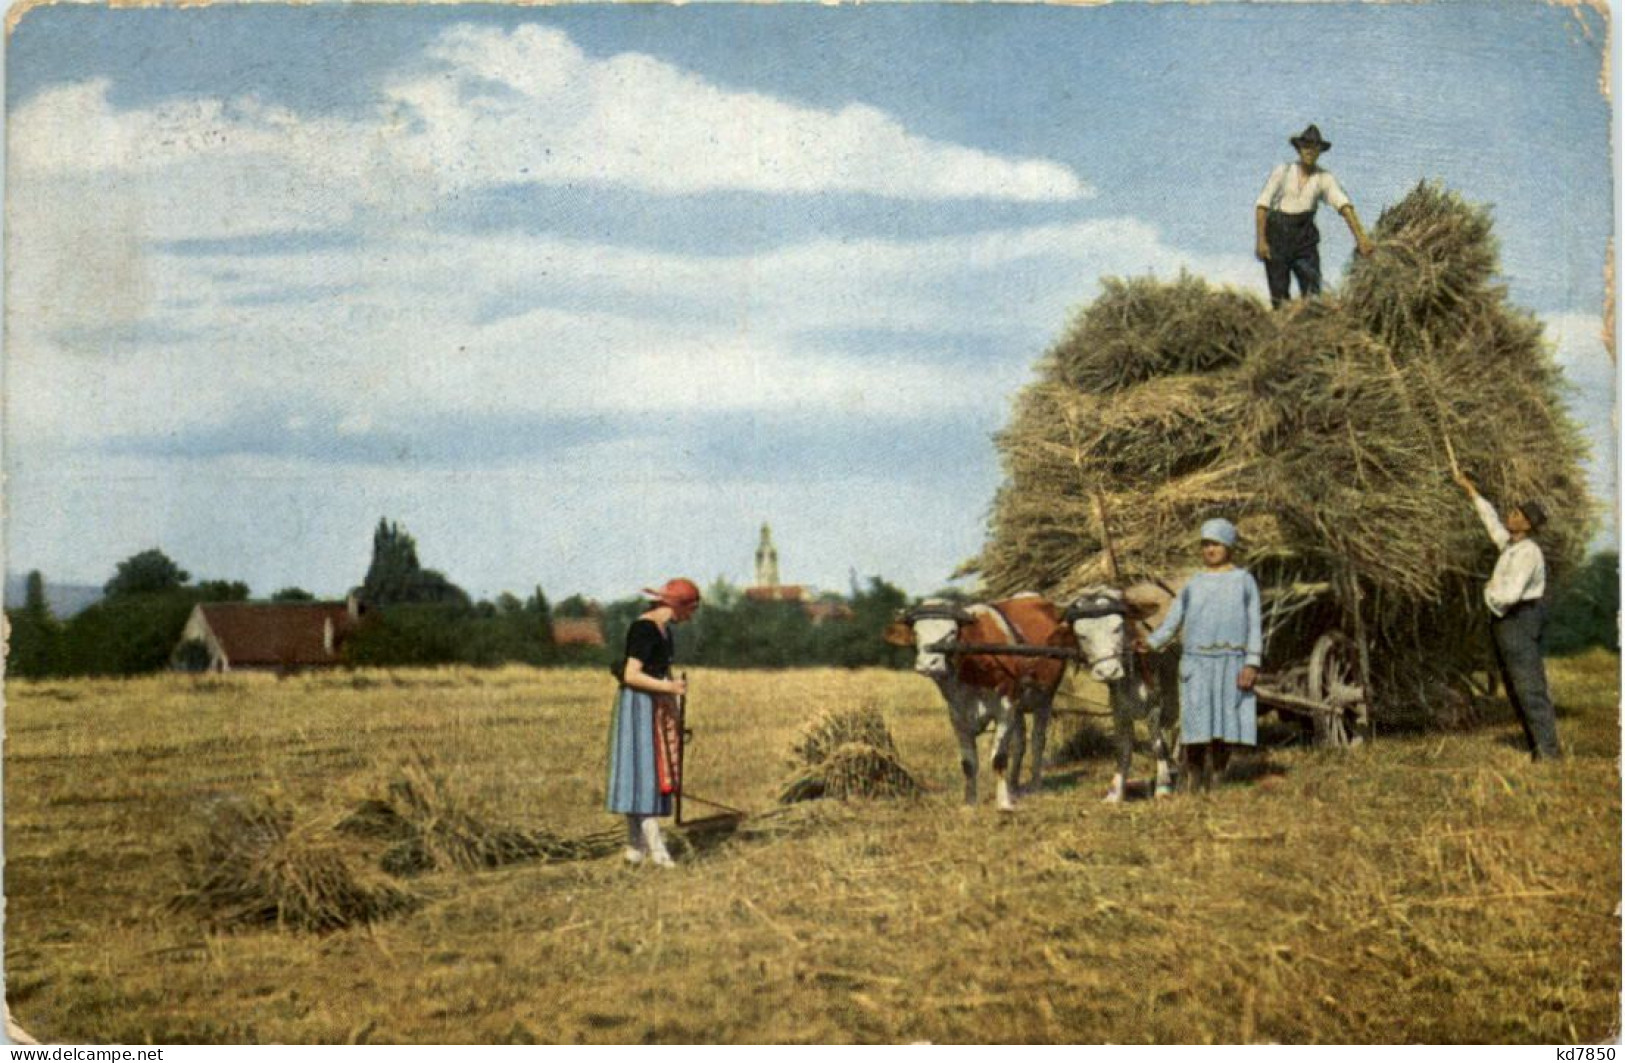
[1517, 500, 1548, 530]
[1290, 124, 1332, 152]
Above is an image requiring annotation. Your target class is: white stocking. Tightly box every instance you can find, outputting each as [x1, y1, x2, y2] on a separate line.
[623, 815, 647, 864]
[640, 816, 675, 867]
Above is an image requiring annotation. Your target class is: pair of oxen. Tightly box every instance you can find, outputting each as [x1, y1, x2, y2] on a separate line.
[883, 584, 1182, 811]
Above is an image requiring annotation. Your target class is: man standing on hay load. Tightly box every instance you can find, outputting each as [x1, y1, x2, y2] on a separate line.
[1452, 471, 1562, 761]
[1254, 124, 1375, 308]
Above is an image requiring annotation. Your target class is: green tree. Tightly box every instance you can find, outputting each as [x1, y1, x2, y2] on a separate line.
[23, 570, 47, 615]
[342, 603, 468, 667]
[1546, 550, 1619, 655]
[359, 519, 470, 607]
[704, 577, 741, 610]
[271, 587, 315, 602]
[526, 586, 555, 648]
[824, 576, 911, 668]
[104, 549, 189, 598]
[554, 594, 596, 618]
[60, 590, 199, 675]
[6, 569, 62, 678]
[195, 580, 250, 602]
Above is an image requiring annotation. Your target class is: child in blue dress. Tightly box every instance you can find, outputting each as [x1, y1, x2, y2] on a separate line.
[1142, 518, 1262, 793]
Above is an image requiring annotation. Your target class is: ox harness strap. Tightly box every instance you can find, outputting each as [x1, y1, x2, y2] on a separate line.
[984, 600, 1027, 645]
[982, 601, 1040, 696]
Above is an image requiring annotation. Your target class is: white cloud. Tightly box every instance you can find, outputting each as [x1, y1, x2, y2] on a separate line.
[3, 21, 1109, 454]
[10, 25, 1087, 205]
[12, 80, 324, 175]
[4, 210, 1259, 457]
[382, 24, 1089, 202]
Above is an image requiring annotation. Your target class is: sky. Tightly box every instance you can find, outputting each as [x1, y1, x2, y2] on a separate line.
[3, 1, 1615, 605]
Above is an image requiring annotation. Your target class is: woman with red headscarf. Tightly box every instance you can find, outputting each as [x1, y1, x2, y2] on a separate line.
[605, 577, 701, 867]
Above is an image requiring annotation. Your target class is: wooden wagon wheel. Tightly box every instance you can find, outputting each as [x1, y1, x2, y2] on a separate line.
[1307, 632, 1367, 748]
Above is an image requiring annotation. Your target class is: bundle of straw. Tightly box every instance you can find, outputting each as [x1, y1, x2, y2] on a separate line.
[171, 796, 417, 933]
[779, 704, 923, 802]
[337, 752, 620, 875]
[972, 182, 1595, 720]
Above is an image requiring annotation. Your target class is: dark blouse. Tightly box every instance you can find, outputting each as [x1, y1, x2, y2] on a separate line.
[624, 618, 674, 679]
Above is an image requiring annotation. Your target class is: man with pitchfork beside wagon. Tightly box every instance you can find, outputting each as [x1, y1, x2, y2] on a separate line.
[1451, 470, 1562, 762]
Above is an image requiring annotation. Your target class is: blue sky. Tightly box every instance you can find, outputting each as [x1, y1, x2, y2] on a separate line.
[3, 2, 1614, 604]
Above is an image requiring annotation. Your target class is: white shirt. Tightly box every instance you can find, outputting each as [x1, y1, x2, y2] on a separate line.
[1473, 495, 1546, 616]
[1256, 162, 1352, 215]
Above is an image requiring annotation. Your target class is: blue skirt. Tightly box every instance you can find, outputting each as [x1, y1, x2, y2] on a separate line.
[1178, 652, 1257, 746]
[605, 686, 673, 816]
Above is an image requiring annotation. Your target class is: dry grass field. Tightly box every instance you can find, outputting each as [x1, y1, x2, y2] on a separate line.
[5, 653, 1619, 1044]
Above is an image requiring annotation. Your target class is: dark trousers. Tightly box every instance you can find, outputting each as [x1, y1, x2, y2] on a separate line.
[1264, 210, 1322, 307]
[1490, 601, 1562, 760]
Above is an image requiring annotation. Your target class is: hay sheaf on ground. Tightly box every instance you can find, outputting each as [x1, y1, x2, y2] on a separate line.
[337, 752, 621, 875]
[170, 795, 418, 933]
[778, 703, 923, 802]
[973, 182, 1595, 721]
[170, 751, 626, 935]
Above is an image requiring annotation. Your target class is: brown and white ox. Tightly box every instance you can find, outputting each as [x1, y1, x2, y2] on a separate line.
[1062, 582, 1183, 802]
[885, 594, 1072, 812]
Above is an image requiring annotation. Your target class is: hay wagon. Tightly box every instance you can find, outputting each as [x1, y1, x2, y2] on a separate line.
[1250, 580, 1371, 747]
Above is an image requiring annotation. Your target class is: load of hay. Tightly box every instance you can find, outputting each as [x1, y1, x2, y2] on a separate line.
[778, 703, 923, 802]
[171, 795, 418, 933]
[337, 752, 620, 875]
[972, 182, 1595, 721]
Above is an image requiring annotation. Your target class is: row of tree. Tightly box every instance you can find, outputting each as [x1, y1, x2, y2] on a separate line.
[3, 520, 920, 676]
[1541, 550, 1620, 656]
[5, 526, 1616, 680]
[601, 576, 914, 670]
[341, 591, 586, 668]
[338, 579, 914, 671]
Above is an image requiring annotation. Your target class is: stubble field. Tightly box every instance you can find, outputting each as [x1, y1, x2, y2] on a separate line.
[4, 654, 1620, 1044]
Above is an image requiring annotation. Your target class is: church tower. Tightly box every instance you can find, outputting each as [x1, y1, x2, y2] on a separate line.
[754, 523, 781, 588]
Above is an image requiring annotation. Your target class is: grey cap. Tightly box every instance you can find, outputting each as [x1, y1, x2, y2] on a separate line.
[1200, 518, 1238, 547]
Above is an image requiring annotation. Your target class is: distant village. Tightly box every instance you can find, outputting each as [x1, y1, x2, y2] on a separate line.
[175, 523, 856, 674]
[5, 521, 906, 678]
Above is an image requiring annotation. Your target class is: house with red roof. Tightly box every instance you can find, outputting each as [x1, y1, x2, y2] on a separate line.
[551, 616, 606, 648]
[174, 599, 364, 673]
